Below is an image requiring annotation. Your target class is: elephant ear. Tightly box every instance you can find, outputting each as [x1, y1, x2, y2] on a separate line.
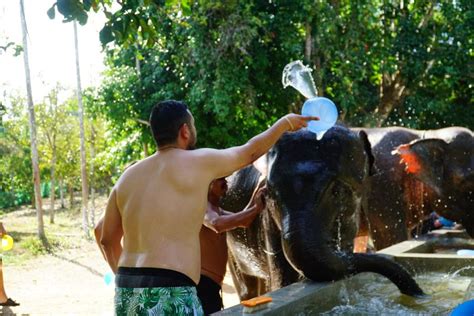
[358, 130, 375, 176]
[392, 139, 448, 195]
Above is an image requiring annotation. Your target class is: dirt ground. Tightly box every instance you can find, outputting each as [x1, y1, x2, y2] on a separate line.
[1, 241, 240, 315]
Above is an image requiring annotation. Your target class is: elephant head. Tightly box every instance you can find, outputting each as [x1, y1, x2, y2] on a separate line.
[264, 126, 424, 296]
[393, 130, 474, 236]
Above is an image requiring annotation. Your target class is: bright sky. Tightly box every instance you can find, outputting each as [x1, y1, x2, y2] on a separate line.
[0, 0, 107, 103]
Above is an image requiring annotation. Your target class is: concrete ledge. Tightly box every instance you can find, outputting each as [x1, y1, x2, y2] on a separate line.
[378, 234, 474, 277]
[216, 281, 329, 315]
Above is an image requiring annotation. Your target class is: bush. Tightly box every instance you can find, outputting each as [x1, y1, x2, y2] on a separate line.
[22, 237, 49, 256]
[0, 191, 16, 209]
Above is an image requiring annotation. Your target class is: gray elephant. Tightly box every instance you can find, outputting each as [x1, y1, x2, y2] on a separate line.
[221, 126, 423, 300]
[360, 126, 473, 250]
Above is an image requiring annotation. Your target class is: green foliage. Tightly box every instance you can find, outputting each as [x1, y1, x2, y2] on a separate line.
[0, 96, 34, 209]
[85, 1, 471, 151]
[49, 0, 187, 45]
[20, 235, 64, 255]
[3, 1, 469, 208]
[21, 236, 49, 255]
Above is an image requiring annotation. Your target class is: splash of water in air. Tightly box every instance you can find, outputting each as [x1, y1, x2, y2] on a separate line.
[282, 61, 318, 99]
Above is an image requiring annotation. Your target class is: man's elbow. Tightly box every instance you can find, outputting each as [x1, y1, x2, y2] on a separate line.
[208, 220, 227, 234]
[100, 234, 116, 248]
[94, 226, 102, 244]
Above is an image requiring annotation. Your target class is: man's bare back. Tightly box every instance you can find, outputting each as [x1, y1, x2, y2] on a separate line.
[114, 150, 213, 283]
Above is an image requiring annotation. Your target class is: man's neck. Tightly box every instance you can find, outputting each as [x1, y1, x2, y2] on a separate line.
[158, 145, 178, 151]
[158, 141, 186, 151]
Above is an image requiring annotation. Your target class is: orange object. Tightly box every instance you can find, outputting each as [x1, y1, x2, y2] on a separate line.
[241, 296, 272, 307]
[394, 144, 421, 175]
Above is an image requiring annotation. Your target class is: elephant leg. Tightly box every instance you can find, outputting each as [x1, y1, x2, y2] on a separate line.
[227, 250, 265, 300]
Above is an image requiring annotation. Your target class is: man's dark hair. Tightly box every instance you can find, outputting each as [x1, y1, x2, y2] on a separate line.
[149, 100, 192, 147]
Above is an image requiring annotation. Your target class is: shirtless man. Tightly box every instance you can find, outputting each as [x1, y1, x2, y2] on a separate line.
[198, 178, 265, 314]
[100, 100, 317, 315]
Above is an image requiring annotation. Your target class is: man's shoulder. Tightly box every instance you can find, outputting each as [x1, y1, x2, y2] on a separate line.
[116, 157, 151, 184]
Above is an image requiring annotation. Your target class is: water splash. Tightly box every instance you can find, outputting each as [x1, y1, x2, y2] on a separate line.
[319, 273, 469, 315]
[336, 216, 343, 252]
[282, 61, 318, 99]
[449, 266, 474, 278]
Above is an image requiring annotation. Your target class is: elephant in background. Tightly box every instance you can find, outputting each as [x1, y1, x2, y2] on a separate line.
[221, 126, 423, 300]
[360, 126, 473, 250]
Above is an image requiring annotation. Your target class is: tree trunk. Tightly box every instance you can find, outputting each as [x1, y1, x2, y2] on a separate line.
[372, 72, 407, 127]
[304, 22, 312, 64]
[20, 0, 46, 243]
[310, 20, 323, 96]
[50, 146, 56, 224]
[89, 126, 95, 227]
[59, 178, 65, 209]
[73, 21, 90, 237]
[143, 141, 149, 157]
[69, 184, 74, 208]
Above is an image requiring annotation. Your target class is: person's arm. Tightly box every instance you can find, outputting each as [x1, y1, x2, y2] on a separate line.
[204, 187, 266, 233]
[95, 215, 123, 263]
[197, 114, 318, 179]
[0, 222, 6, 237]
[100, 189, 123, 273]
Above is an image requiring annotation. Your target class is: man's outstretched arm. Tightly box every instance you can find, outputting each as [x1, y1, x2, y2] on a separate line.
[197, 113, 318, 180]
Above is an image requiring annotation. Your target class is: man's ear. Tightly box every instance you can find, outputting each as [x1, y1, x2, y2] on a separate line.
[180, 123, 191, 139]
[392, 138, 448, 195]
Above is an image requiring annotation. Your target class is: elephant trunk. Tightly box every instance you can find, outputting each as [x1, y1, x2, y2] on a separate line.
[283, 217, 424, 297]
[350, 253, 424, 296]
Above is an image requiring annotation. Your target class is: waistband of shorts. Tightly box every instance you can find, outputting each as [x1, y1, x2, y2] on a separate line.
[116, 267, 196, 288]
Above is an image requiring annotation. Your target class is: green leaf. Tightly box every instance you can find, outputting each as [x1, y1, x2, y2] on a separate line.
[181, 0, 191, 16]
[83, 0, 92, 11]
[99, 25, 114, 45]
[56, 0, 74, 16]
[47, 5, 56, 19]
[77, 11, 89, 25]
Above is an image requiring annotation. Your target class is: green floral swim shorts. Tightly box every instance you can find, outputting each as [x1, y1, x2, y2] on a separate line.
[115, 286, 204, 316]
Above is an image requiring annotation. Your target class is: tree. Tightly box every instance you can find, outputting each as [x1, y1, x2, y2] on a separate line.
[73, 21, 90, 236]
[52, 0, 473, 142]
[20, 0, 47, 243]
[0, 96, 33, 209]
[36, 86, 69, 223]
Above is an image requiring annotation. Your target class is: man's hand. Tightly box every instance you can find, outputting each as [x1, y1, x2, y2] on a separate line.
[253, 186, 267, 212]
[282, 114, 319, 132]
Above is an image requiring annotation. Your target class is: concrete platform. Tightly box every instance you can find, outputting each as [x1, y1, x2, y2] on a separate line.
[378, 230, 474, 277]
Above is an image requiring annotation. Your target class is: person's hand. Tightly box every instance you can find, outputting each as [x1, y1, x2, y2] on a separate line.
[0, 223, 7, 237]
[253, 186, 267, 212]
[282, 113, 319, 132]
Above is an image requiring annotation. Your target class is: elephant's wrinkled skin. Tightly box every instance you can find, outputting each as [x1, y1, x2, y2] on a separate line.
[222, 126, 423, 300]
[361, 127, 474, 250]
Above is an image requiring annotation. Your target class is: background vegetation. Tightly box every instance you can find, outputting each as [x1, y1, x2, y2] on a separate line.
[1, 1, 472, 240]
